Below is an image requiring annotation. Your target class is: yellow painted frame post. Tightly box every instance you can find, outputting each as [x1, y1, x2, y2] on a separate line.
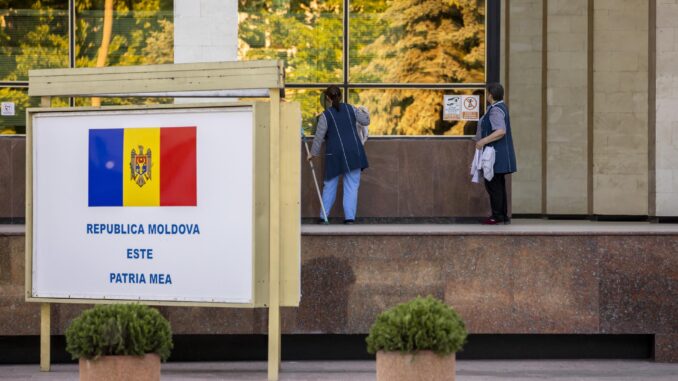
[39, 96, 51, 372]
[40, 303, 50, 371]
[268, 89, 281, 381]
[25, 61, 299, 378]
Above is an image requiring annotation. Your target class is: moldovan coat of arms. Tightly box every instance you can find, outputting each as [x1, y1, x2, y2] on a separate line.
[130, 145, 152, 187]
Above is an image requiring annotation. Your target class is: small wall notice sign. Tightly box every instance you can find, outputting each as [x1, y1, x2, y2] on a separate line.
[443, 95, 462, 121]
[1, 102, 15, 116]
[443, 95, 480, 121]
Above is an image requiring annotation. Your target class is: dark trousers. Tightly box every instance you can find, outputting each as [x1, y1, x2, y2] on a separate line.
[484, 173, 508, 221]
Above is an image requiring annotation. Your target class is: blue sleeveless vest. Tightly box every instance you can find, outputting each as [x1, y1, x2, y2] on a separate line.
[481, 101, 517, 174]
[322, 103, 369, 180]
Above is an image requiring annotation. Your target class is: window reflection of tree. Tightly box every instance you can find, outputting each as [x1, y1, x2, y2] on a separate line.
[0, 1, 174, 133]
[239, 0, 485, 136]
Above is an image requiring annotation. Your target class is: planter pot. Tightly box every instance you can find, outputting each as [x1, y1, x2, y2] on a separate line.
[376, 350, 456, 381]
[79, 353, 160, 381]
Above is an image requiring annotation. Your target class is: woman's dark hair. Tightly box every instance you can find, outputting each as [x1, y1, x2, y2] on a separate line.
[486, 82, 504, 101]
[325, 85, 342, 111]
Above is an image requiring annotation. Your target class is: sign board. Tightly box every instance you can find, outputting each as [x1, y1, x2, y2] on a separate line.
[443, 95, 480, 121]
[30, 106, 256, 304]
[1, 102, 15, 116]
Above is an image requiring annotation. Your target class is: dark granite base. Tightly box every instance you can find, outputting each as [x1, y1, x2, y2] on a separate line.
[0, 334, 654, 364]
[0, 231, 676, 362]
[301, 138, 504, 218]
[656, 334, 678, 363]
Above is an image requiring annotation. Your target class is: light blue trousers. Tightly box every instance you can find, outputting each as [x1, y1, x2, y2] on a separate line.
[321, 169, 361, 220]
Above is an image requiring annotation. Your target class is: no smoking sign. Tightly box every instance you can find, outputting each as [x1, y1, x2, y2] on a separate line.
[1, 102, 16, 116]
[461, 96, 479, 120]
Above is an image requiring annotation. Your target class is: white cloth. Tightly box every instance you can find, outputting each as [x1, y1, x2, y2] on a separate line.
[470, 146, 496, 183]
[356, 106, 369, 145]
[357, 122, 368, 145]
[471, 148, 482, 183]
[481, 146, 495, 181]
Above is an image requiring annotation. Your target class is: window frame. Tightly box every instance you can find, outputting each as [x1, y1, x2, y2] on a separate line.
[1, 0, 500, 136]
[284, 0, 499, 137]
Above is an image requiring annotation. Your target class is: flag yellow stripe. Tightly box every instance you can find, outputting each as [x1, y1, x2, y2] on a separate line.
[123, 128, 160, 206]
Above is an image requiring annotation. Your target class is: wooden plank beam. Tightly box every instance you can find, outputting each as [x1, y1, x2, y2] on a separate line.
[29, 60, 284, 97]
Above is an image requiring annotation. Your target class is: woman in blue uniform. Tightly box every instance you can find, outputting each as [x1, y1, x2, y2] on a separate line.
[474, 83, 517, 225]
[307, 85, 370, 224]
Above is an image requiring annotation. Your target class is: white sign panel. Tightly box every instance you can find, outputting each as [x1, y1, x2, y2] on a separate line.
[443, 95, 462, 121]
[1, 102, 15, 116]
[31, 107, 254, 303]
[443, 95, 480, 121]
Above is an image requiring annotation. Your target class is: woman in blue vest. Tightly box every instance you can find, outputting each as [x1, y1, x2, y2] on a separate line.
[474, 83, 517, 225]
[308, 85, 370, 224]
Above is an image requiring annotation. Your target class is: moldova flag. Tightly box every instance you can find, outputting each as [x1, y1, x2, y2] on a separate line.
[88, 127, 197, 207]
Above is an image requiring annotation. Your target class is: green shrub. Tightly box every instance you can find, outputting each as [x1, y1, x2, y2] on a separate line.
[366, 296, 467, 355]
[65, 304, 173, 361]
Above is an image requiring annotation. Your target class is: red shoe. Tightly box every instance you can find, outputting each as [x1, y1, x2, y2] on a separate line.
[481, 217, 500, 225]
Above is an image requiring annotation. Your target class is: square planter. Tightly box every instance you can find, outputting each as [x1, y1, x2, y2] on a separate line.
[376, 350, 456, 381]
[79, 353, 160, 381]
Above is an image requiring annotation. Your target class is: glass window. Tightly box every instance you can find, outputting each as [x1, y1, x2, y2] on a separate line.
[0, 88, 69, 134]
[75, 0, 173, 68]
[285, 88, 326, 134]
[349, 88, 485, 136]
[349, 0, 485, 84]
[0, 0, 69, 81]
[238, 0, 343, 83]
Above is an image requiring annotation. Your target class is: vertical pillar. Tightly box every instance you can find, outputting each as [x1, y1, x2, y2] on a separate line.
[38, 96, 51, 373]
[546, 0, 589, 214]
[173, 0, 237, 64]
[267, 89, 281, 381]
[508, 0, 544, 214]
[40, 303, 50, 371]
[654, 0, 678, 216]
[174, 0, 238, 103]
[592, 0, 649, 215]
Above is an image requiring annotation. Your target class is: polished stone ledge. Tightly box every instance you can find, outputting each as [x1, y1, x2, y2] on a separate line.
[301, 220, 678, 236]
[0, 225, 24, 235]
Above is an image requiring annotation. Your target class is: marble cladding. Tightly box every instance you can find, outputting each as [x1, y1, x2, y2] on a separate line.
[302, 139, 493, 218]
[656, 334, 678, 363]
[1, 232, 676, 361]
[0, 137, 25, 221]
[508, 0, 543, 214]
[546, 0, 589, 214]
[655, 0, 678, 216]
[592, 0, 649, 215]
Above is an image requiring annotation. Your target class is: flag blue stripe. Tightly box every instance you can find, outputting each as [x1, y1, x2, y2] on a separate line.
[88, 129, 123, 206]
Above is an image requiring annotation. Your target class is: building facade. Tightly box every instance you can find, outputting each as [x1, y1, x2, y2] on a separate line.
[1, 1, 675, 218]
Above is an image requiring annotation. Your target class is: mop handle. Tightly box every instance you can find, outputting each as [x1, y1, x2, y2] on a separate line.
[302, 132, 329, 222]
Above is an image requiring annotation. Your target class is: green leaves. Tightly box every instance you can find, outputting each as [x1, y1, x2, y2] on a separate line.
[65, 304, 173, 361]
[366, 296, 467, 355]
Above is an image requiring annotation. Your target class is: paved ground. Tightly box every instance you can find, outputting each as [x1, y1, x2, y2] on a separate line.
[2, 360, 678, 380]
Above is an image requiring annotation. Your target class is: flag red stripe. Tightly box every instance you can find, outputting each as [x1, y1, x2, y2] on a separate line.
[160, 127, 197, 206]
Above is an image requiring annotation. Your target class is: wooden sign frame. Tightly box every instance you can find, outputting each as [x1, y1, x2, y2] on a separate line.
[26, 60, 300, 381]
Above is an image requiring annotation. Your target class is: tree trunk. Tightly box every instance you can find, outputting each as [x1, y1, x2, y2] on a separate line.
[92, 0, 114, 107]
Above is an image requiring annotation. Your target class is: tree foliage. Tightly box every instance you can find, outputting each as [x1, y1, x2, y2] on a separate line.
[239, 0, 485, 135]
[356, 0, 484, 135]
[65, 304, 173, 361]
[0, 0, 173, 131]
[366, 296, 467, 355]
